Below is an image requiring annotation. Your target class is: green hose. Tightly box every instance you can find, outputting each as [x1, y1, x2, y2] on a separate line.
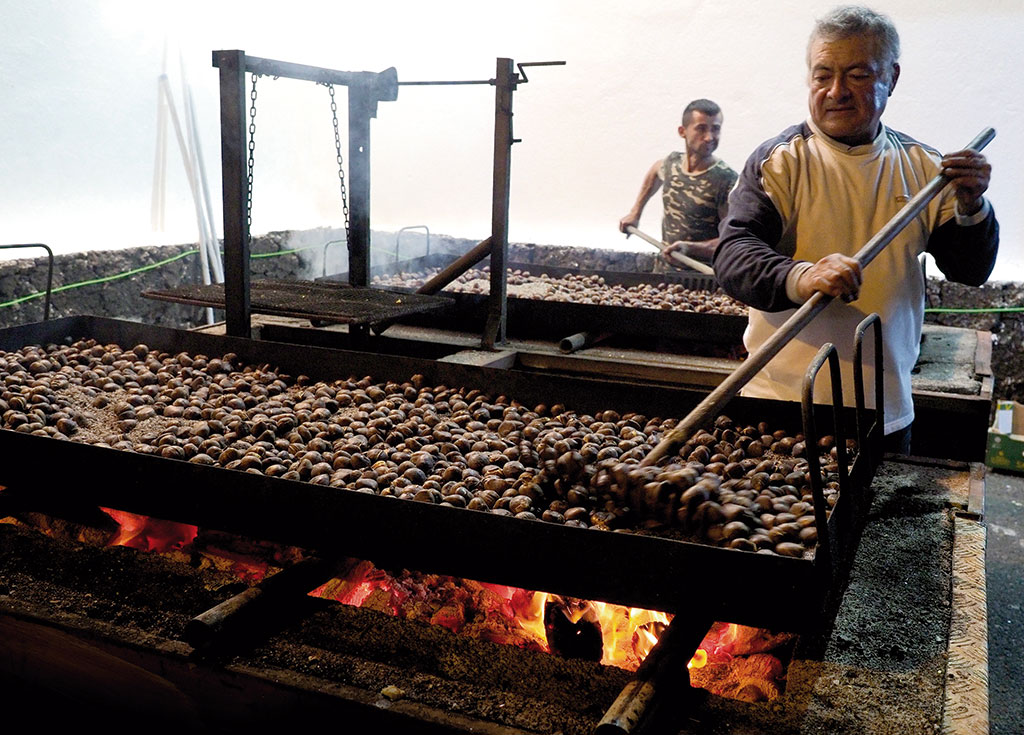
[0, 245, 317, 309]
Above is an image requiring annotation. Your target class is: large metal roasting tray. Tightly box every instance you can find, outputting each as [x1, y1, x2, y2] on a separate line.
[0, 316, 879, 632]
[325, 259, 747, 344]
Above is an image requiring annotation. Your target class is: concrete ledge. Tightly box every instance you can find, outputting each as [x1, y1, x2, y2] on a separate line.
[438, 349, 518, 369]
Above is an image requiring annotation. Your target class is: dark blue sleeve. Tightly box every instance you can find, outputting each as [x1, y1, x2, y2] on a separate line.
[713, 146, 801, 312]
[926, 205, 999, 286]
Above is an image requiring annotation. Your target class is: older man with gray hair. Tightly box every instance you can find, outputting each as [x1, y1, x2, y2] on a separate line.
[714, 5, 998, 454]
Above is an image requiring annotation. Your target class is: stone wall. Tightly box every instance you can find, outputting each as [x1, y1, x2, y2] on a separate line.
[0, 234, 317, 331]
[2, 232, 1020, 401]
[926, 278, 1024, 402]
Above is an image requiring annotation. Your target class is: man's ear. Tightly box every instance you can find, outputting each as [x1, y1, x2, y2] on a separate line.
[677, 125, 687, 138]
[888, 63, 901, 96]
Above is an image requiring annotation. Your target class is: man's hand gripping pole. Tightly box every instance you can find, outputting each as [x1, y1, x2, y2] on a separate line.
[625, 225, 715, 275]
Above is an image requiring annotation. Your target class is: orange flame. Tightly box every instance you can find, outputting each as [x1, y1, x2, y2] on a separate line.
[20, 506, 784, 683]
[688, 648, 708, 669]
[99, 507, 197, 553]
[310, 561, 675, 671]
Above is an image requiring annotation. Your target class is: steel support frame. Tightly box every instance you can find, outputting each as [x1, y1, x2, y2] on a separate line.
[212, 51, 526, 347]
[212, 51, 397, 338]
[214, 51, 250, 338]
[483, 58, 516, 349]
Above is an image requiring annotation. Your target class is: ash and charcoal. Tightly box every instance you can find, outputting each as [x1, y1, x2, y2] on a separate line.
[0, 519, 629, 734]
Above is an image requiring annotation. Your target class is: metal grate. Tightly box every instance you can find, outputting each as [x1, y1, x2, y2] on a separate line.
[143, 279, 453, 326]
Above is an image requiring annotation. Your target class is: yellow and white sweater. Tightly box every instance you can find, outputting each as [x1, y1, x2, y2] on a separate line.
[714, 119, 998, 434]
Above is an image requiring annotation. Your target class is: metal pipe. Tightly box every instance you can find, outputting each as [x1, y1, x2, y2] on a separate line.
[799, 343, 846, 576]
[395, 225, 431, 264]
[625, 225, 714, 276]
[415, 237, 493, 295]
[640, 127, 996, 466]
[559, 331, 611, 354]
[398, 61, 563, 87]
[399, 79, 494, 86]
[185, 556, 342, 650]
[321, 237, 347, 279]
[560, 332, 590, 354]
[0, 244, 53, 321]
[370, 237, 492, 334]
[853, 314, 884, 473]
[596, 610, 713, 734]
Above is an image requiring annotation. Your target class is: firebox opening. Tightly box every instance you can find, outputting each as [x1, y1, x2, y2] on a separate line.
[3, 506, 799, 705]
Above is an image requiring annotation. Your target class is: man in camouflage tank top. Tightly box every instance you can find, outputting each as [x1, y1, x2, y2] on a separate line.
[619, 99, 738, 271]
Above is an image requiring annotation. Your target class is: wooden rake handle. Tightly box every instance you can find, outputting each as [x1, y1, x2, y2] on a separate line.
[625, 225, 715, 275]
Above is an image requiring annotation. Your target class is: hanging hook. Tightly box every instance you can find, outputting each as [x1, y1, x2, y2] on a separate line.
[516, 60, 566, 83]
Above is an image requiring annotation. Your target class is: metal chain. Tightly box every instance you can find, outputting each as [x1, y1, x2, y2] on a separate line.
[327, 84, 351, 243]
[246, 74, 259, 234]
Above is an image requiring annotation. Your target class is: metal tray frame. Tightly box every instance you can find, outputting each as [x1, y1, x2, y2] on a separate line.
[0, 316, 880, 632]
[326, 258, 744, 344]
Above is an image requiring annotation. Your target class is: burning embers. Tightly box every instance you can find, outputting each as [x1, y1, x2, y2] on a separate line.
[686, 622, 795, 701]
[8, 507, 795, 703]
[311, 560, 671, 670]
[309, 560, 794, 700]
[101, 508, 198, 553]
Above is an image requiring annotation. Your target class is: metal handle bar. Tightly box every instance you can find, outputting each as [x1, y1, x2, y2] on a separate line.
[800, 342, 847, 576]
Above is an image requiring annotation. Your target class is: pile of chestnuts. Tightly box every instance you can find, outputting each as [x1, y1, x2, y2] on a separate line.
[372, 268, 748, 316]
[0, 340, 851, 558]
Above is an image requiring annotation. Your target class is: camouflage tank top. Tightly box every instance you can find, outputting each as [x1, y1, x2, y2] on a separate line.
[660, 153, 738, 244]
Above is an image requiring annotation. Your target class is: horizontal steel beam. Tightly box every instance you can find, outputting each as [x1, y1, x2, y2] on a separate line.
[212, 51, 398, 101]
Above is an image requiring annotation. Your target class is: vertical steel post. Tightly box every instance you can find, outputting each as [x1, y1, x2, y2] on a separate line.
[347, 87, 373, 289]
[215, 50, 251, 338]
[484, 58, 515, 349]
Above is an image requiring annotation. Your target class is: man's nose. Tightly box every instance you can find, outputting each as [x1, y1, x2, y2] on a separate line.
[827, 77, 850, 98]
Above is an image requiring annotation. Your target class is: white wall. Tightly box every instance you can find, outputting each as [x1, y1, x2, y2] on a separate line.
[2, 0, 1021, 279]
